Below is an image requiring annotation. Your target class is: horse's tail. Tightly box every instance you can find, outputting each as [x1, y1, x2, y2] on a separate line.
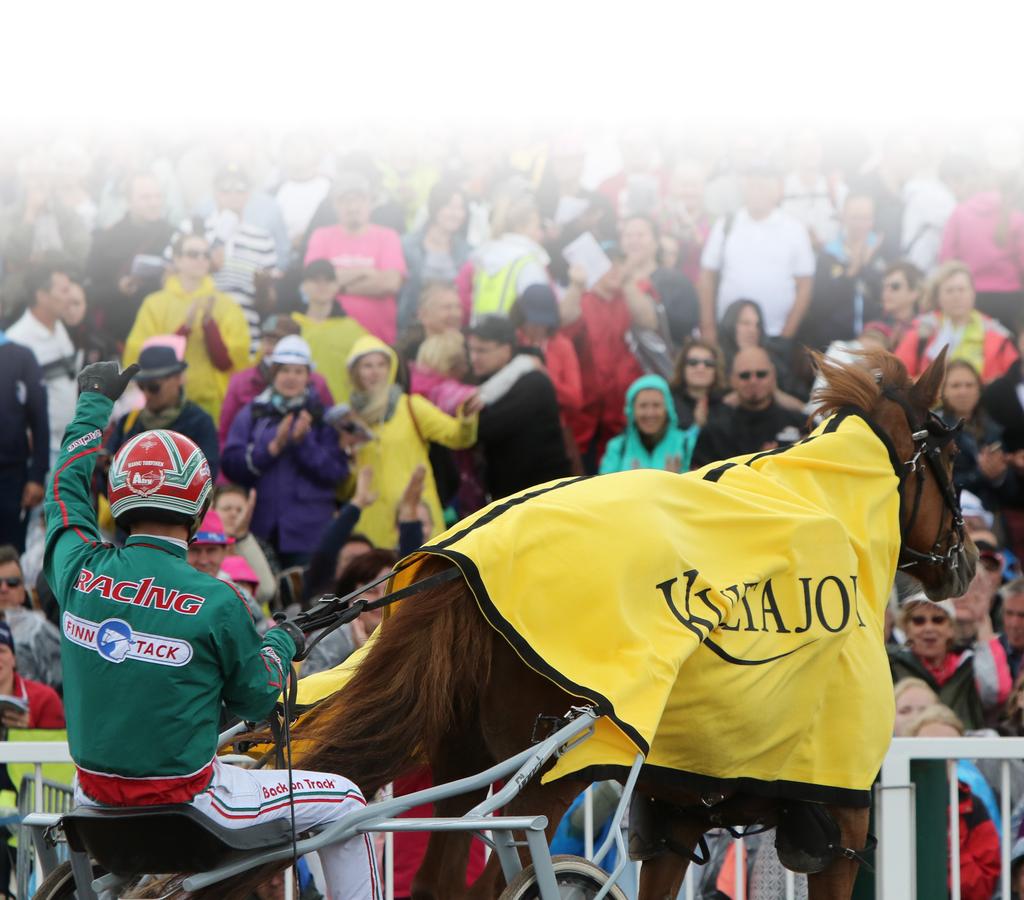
[293, 561, 492, 796]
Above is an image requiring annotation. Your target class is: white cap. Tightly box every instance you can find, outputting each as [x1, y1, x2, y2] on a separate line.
[901, 592, 955, 620]
[268, 335, 313, 368]
[960, 489, 994, 529]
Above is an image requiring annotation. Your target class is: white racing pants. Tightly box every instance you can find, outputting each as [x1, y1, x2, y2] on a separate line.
[75, 759, 381, 900]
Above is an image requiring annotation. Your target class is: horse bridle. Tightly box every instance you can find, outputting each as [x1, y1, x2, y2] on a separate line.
[881, 386, 967, 570]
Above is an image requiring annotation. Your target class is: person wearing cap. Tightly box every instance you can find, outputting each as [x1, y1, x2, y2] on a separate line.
[44, 361, 378, 899]
[107, 341, 220, 478]
[698, 160, 815, 342]
[889, 593, 1004, 729]
[344, 334, 478, 548]
[802, 193, 886, 352]
[124, 228, 251, 424]
[218, 313, 334, 447]
[304, 170, 407, 345]
[559, 246, 645, 467]
[222, 336, 349, 566]
[468, 316, 571, 500]
[188, 510, 262, 620]
[511, 283, 582, 417]
[292, 259, 368, 403]
[0, 620, 63, 731]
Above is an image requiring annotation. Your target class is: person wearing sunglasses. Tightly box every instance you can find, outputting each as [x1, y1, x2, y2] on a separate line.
[105, 342, 219, 479]
[889, 593, 1003, 730]
[0, 545, 62, 691]
[123, 226, 251, 424]
[668, 337, 727, 429]
[689, 347, 806, 470]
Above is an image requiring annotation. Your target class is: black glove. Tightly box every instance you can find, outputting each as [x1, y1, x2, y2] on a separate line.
[272, 621, 306, 660]
[78, 362, 140, 401]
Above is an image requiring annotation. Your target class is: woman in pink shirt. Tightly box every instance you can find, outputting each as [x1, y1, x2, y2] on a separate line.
[940, 169, 1024, 331]
[304, 171, 407, 344]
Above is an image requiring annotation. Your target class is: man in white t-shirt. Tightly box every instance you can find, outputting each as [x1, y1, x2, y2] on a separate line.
[6, 260, 80, 468]
[698, 163, 815, 341]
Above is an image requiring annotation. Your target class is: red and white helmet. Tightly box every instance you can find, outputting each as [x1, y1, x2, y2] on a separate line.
[108, 430, 212, 531]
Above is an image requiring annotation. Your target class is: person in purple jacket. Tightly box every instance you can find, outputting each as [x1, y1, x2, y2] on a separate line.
[222, 335, 348, 566]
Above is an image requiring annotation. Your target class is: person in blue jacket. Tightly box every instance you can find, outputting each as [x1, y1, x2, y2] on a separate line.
[599, 374, 698, 474]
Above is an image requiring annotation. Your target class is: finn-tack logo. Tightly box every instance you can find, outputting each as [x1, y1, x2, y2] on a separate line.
[63, 612, 193, 667]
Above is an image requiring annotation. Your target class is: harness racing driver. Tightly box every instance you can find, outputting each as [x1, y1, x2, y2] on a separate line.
[44, 361, 380, 899]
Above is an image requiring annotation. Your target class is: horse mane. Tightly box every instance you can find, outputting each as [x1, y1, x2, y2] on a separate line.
[810, 349, 913, 418]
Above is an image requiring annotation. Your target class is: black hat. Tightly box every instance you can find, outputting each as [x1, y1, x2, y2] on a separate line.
[134, 345, 188, 381]
[468, 314, 517, 347]
[516, 284, 560, 328]
[0, 622, 14, 655]
[302, 259, 337, 282]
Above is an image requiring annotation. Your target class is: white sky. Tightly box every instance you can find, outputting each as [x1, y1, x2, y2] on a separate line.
[2, 0, 1020, 133]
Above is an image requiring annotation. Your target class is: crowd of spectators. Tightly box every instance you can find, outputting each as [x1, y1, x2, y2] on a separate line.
[4, 125, 1024, 897]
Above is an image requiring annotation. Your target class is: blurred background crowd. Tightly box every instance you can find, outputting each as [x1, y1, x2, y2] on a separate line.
[3, 122, 1024, 896]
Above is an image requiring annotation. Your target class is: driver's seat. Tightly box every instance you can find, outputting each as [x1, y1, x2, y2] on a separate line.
[61, 804, 295, 875]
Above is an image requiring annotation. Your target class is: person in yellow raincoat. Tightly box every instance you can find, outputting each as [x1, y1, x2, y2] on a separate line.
[346, 334, 478, 548]
[123, 230, 251, 423]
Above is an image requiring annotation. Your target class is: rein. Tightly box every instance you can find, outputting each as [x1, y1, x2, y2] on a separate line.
[277, 562, 461, 662]
[880, 386, 967, 571]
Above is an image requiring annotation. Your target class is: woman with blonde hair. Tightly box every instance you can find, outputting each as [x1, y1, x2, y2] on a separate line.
[893, 677, 938, 736]
[893, 260, 1018, 383]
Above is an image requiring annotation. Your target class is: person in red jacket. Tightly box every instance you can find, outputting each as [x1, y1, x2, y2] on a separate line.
[0, 621, 63, 731]
[511, 284, 583, 416]
[558, 247, 644, 468]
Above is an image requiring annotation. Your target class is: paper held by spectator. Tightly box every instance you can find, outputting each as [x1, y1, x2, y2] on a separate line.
[554, 195, 590, 227]
[562, 232, 611, 289]
[130, 254, 168, 281]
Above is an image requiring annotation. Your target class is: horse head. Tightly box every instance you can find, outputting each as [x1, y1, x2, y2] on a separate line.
[813, 346, 977, 601]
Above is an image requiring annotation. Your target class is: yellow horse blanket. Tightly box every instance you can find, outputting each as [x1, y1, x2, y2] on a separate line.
[301, 409, 900, 805]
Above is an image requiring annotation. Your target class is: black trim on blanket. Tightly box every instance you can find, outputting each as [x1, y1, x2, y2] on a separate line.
[564, 764, 872, 809]
[418, 545, 651, 759]
[432, 476, 590, 551]
[702, 462, 735, 482]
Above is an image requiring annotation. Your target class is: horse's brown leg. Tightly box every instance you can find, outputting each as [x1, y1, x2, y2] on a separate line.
[467, 633, 589, 898]
[636, 816, 706, 900]
[411, 714, 496, 900]
[806, 806, 870, 900]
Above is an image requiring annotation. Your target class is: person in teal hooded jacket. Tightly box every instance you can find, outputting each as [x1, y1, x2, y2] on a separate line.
[598, 374, 699, 474]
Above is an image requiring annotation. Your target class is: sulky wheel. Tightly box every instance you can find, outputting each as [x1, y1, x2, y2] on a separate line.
[498, 854, 628, 900]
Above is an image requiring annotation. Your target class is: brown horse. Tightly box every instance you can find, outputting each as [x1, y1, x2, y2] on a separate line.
[217, 348, 974, 900]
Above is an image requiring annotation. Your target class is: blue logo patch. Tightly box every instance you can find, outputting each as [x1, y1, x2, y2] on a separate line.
[96, 619, 133, 663]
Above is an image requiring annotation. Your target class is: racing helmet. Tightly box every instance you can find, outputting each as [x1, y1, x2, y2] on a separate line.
[107, 430, 213, 535]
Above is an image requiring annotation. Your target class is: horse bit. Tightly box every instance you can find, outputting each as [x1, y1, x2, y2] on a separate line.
[881, 386, 967, 570]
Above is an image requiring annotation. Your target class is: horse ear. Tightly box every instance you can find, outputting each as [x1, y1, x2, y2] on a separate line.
[911, 346, 948, 408]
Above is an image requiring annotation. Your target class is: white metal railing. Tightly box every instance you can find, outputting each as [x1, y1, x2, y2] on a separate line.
[878, 735, 1024, 900]
[7, 737, 1024, 898]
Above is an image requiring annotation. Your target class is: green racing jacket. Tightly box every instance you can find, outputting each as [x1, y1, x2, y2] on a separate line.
[44, 391, 296, 805]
